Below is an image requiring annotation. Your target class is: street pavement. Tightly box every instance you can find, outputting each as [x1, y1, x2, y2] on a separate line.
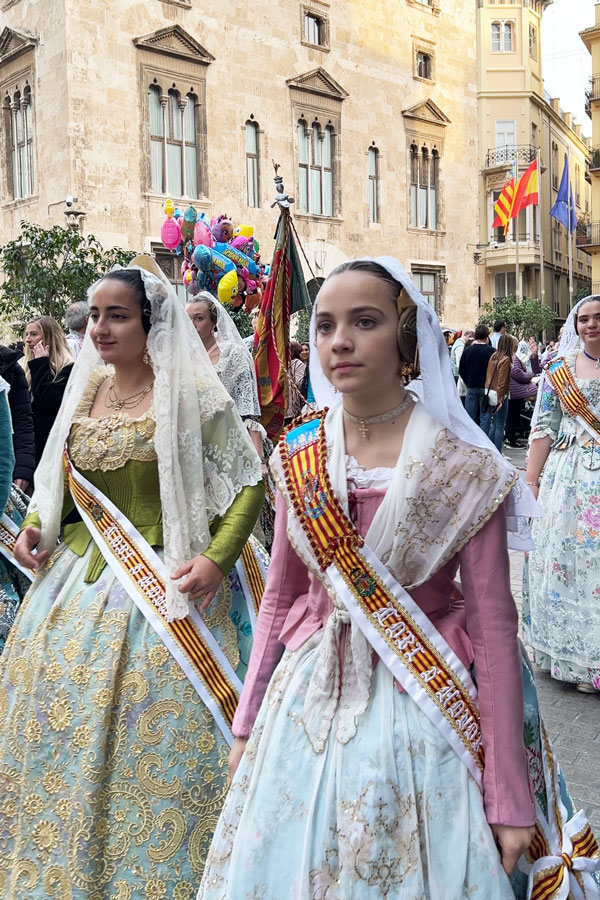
[502, 442, 600, 834]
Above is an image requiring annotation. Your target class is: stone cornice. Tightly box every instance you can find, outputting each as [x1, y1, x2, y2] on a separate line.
[287, 67, 348, 101]
[0, 26, 38, 66]
[133, 25, 214, 65]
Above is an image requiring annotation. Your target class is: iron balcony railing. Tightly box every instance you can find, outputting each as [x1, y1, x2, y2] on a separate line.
[590, 75, 600, 103]
[576, 223, 600, 248]
[484, 145, 537, 169]
[590, 147, 600, 172]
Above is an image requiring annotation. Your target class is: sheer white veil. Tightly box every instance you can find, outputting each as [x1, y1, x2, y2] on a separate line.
[30, 257, 261, 620]
[309, 255, 538, 548]
[194, 291, 251, 357]
[530, 295, 597, 435]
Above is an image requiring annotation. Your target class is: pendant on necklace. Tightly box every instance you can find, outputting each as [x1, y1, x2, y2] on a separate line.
[359, 419, 369, 439]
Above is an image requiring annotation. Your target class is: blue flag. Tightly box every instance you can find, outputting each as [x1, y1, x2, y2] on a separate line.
[550, 159, 577, 233]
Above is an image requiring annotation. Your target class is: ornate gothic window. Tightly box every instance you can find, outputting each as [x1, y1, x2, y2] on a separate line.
[297, 118, 334, 216]
[3, 83, 34, 199]
[410, 145, 439, 230]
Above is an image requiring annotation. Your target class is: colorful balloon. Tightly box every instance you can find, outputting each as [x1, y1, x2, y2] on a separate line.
[163, 198, 175, 217]
[214, 241, 258, 276]
[161, 216, 181, 251]
[193, 220, 213, 247]
[234, 223, 254, 239]
[180, 205, 197, 243]
[218, 268, 238, 305]
[211, 215, 233, 243]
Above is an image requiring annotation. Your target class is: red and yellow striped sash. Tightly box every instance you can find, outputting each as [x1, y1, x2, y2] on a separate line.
[64, 452, 240, 732]
[280, 413, 484, 776]
[546, 357, 600, 439]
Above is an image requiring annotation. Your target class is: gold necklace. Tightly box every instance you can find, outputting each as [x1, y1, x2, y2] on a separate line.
[342, 394, 413, 439]
[105, 377, 153, 411]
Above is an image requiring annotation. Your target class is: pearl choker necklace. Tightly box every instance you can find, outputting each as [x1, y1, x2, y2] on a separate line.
[343, 394, 413, 439]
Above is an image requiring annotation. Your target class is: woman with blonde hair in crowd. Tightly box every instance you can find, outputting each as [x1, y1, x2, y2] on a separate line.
[483, 334, 514, 451]
[23, 315, 74, 465]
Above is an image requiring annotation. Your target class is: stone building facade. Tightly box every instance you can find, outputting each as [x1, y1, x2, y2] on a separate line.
[581, 4, 600, 295]
[0, 0, 481, 327]
[477, 0, 591, 327]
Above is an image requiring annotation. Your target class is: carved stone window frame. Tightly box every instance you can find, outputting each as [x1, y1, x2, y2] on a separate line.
[300, 0, 330, 51]
[288, 67, 347, 221]
[403, 99, 450, 235]
[413, 36, 436, 84]
[134, 26, 213, 201]
[158, 0, 191, 7]
[406, 0, 441, 18]
[0, 27, 38, 205]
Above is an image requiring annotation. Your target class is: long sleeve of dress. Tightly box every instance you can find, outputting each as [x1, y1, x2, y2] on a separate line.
[0, 393, 15, 511]
[232, 491, 310, 737]
[458, 503, 535, 827]
[203, 481, 265, 576]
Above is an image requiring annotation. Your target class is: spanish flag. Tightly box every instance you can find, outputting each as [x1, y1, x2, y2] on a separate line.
[512, 157, 539, 216]
[492, 162, 518, 235]
[492, 159, 539, 236]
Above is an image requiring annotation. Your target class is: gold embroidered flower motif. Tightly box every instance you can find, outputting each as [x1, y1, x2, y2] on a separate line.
[173, 884, 195, 900]
[148, 644, 169, 667]
[47, 690, 74, 732]
[63, 639, 81, 662]
[23, 794, 44, 816]
[32, 819, 60, 860]
[45, 661, 63, 681]
[145, 877, 167, 900]
[195, 732, 215, 754]
[2, 797, 18, 818]
[42, 771, 65, 795]
[95, 816, 110, 838]
[93, 688, 112, 706]
[56, 797, 72, 820]
[71, 664, 91, 686]
[23, 719, 42, 743]
[72, 725, 91, 749]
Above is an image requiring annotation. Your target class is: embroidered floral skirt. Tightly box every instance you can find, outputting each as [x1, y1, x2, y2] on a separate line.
[0, 541, 255, 900]
[522, 441, 600, 687]
[197, 630, 521, 900]
[0, 487, 30, 655]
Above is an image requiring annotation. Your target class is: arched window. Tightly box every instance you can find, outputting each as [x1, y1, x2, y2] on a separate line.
[491, 20, 514, 52]
[410, 145, 438, 230]
[148, 82, 198, 198]
[6, 86, 35, 200]
[368, 146, 379, 224]
[297, 119, 334, 216]
[245, 120, 259, 208]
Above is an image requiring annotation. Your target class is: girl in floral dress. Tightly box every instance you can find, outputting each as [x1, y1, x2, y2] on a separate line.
[524, 296, 600, 693]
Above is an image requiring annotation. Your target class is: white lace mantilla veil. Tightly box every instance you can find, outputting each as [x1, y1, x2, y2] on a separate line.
[30, 256, 262, 621]
[308, 255, 539, 551]
[530, 295, 596, 436]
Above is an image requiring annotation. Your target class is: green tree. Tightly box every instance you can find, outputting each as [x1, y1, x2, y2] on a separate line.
[479, 296, 556, 339]
[0, 221, 136, 325]
[229, 306, 252, 338]
[292, 306, 312, 343]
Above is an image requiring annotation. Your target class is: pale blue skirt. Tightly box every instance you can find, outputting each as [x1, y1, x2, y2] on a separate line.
[198, 630, 518, 900]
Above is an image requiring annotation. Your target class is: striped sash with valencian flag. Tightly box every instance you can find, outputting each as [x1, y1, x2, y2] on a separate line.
[63, 449, 243, 745]
[546, 357, 600, 442]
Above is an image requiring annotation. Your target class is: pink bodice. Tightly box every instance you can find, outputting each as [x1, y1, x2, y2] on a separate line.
[233, 487, 535, 828]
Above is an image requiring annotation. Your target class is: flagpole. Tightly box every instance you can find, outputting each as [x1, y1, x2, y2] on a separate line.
[515, 205, 520, 302]
[567, 147, 574, 308]
[537, 148, 545, 306]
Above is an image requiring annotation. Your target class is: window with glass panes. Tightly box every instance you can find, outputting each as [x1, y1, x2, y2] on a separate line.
[297, 119, 334, 216]
[368, 147, 379, 224]
[410, 145, 438, 229]
[494, 271, 516, 301]
[149, 84, 198, 198]
[412, 271, 438, 310]
[245, 120, 259, 208]
[5, 85, 35, 200]
[304, 14, 324, 46]
[491, 21, 514, 52]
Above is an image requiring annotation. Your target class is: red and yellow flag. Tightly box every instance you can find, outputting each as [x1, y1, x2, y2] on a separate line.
[492, 158, 539, 235]
[492, 162, 518, 235]
[512, 157, 539, 215]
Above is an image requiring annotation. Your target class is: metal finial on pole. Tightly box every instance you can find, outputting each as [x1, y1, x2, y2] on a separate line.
[271, 161, 295, 210]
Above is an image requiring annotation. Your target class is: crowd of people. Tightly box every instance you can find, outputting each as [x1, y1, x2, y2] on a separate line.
[0, 260, 597, 899]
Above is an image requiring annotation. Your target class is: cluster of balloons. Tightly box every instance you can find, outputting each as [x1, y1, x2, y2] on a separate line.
[160, 199, 268, 308]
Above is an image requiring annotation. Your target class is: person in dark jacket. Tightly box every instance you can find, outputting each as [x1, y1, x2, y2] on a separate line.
[23, 316, 74, 465]
[458, 323, 495, 423]
[0, 345, 35, 491]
